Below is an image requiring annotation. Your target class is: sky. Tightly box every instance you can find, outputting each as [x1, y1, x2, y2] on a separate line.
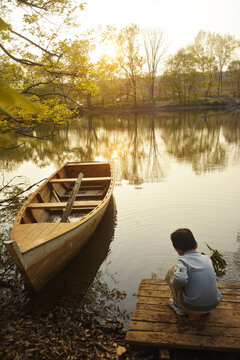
[79, 0, 240, 54]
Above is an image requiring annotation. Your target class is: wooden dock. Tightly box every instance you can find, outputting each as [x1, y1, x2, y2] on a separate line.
[126, 279, 240, 353]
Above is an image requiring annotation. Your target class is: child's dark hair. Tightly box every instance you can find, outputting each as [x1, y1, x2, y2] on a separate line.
[170, 228, 197, 252]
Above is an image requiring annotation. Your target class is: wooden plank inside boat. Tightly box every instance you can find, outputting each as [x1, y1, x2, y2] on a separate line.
[126, 279, 240, 352]
[28, 201, 101, 209]
[60, 172, 83, 222]
[65, 162, 110, 178]
[49, 176, 111, 183]
[61, 189, 104, 198]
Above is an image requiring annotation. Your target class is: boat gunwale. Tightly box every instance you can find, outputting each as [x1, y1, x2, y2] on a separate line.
[10, 161, 114, 254]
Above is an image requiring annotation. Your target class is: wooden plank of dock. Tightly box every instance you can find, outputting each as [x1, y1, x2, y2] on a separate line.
[126, 279, 240, 352]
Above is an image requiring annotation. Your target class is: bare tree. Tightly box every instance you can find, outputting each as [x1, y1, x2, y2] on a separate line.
[143, 28, 168, 104]
[189, 31, 217, 99]
[117, 24, 143, 106]
[228, 60, 240, 97]
[208, 32, 239, 96]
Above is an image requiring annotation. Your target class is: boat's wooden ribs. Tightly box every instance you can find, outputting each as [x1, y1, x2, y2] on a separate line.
[55, 172, 68, 190]
[26, 208, 38, 223]
[36, 193, 44, 203]
[28, 201, 101, 209]
[48, 183, 61, 202]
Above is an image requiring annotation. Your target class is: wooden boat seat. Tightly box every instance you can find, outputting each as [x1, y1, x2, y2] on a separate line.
[65, 161, 110, 166]
[62, 189, 104, 198]
[28, 200, 101, 209]
[49, 176, 111, 183]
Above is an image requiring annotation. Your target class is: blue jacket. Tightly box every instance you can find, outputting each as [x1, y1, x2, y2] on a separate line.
[172, 250, 222, 311]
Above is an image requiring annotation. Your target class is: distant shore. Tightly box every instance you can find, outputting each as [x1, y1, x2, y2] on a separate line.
[82, 98, 240, 115]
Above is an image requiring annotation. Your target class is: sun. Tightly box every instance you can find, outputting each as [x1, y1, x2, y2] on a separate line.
[102, 42, 117, 59]
[91, 41, 117, 62]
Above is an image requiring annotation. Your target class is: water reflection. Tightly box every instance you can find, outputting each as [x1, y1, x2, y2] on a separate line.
[1, 111, 240, 181]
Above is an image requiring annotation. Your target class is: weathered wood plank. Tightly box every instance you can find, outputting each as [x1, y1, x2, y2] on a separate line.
[137, 289, 240, 302]
[139, 282, 240, 296]
[61, 189, 103, 198]
[13, 223, 39, 237]
[21, 223, 57, 243]
[131, 309, 240, 327]
[60, 172, 83, 222]
[126, 279, 240, 352]
[17, 223, 60, 252]
[126, 330, 240, 350]
[129, 320, 240, 337]
[140, 279, 240, 290]
[28, 201, 101, 209]
[65, 161, 109, 166]
[136, 296, 240, 311]
[49, 177, 111, 183]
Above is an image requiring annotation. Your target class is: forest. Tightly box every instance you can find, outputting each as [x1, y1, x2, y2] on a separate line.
[1, 0, 240, 133]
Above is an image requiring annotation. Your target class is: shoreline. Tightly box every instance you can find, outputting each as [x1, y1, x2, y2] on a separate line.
[81, 99, 240, 115]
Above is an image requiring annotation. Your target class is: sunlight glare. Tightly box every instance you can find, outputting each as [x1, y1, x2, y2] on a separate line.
[112, 149, 119, 161]
[94, 156, 106, 162]
[91, 41, 117, 62]
[102, 43, 117, 59]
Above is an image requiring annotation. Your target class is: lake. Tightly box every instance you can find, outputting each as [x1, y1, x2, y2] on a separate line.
[1, 110, 240, 325]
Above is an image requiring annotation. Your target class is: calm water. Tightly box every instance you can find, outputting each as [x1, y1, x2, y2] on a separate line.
[1, 110, 240, 323]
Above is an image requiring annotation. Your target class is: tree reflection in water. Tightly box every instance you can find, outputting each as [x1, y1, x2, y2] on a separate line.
[0, 111, 240, 181]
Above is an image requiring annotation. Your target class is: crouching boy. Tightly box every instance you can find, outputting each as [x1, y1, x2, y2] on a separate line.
[165, 228, 222, 316]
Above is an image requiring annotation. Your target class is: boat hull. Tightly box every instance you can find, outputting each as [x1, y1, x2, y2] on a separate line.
[5, 161, 113, 292]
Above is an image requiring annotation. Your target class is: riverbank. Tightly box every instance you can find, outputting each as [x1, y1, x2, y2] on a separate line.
[1, 285, 238, 360]
[0, 269, 158, 360]
[81, 97, 240, 115]
[0, 294, 154, 360]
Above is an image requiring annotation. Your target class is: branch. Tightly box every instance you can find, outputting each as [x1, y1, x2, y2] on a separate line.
[9, 29, 58, 57]
[28, 91, 82, 107]
[0, 178, 46, 205]
[21, 78, 57, 94]
[45, 69, 80, 77]
[0, 43, 44, 67]
[0, 143, 25, 150]
[0, 175, 26, 192]
[17, 0, 48, 11]
[15, 129, 57, 139]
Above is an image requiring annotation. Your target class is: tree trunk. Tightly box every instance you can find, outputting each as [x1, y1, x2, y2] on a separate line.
[237, 77, 240, 97]
[151, 77, 155, 104]
[86, 94, 92, 108]
[133, 85, 137, 106]
[220, 69, 223, 96]
[218, 70, 223, 96]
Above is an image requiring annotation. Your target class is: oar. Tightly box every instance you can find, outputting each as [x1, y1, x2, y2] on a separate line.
[60, 172, 84, 223]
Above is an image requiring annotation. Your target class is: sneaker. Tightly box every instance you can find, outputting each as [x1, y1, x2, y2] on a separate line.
[169, 298, 187, 316]
[193, 311, 210, 316]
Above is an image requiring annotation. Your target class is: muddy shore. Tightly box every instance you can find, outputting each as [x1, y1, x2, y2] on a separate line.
[1, 283, 239, 360]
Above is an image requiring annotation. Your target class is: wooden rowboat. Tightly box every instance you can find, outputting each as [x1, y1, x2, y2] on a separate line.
[4, 161, 114, 292]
